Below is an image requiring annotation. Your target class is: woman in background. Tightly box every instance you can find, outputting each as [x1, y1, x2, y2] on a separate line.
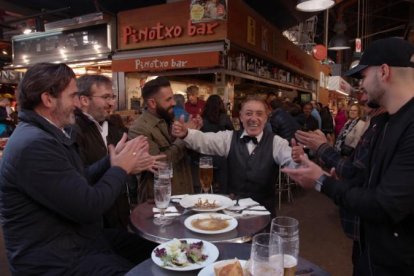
[334, 104, 366, 157]
[201, 95, 233, 192]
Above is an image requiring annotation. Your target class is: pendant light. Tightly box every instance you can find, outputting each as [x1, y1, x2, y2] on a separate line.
[296, 0, 335, 12]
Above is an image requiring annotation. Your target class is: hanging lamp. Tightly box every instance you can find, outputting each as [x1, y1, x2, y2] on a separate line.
[296, 0, 335, 12]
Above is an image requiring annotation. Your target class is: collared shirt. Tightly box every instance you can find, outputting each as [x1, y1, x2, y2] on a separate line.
[184, 129, 297, 168]
[83, 112, 108, 148]
[41, 115, 70, 139]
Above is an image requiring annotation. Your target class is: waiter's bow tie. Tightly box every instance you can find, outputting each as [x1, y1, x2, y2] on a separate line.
[242, 135, 258, 145]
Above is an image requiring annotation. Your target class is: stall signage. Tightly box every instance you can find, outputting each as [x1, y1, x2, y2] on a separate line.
[122, 20, 219, 45]
[112, 52, 221, 72]
[0, 70, 24, 83]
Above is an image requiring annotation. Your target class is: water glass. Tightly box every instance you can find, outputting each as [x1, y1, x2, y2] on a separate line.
[153, 177, 172, 226]
[248, 233, 284, 276]
[199, 156, 213, 193]
[154, 161, 172, 183]
[270, 217, 299, 276]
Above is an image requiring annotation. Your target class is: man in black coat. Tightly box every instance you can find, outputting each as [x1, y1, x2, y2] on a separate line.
[75, 74, 131, 229]
[282, 38, 414, 275]
[0, 63, 162, 275]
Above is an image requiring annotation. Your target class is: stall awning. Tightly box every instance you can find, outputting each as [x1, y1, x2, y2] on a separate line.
[327, 76, 352, 96]
[112, 41, 226, 72]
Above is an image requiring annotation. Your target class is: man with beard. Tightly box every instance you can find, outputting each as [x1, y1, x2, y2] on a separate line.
[129, 76, 193, 203]
[75, 74, 131, 229]
[282, 38, 414, 275]
[0, 63, 163, 274]
[172, 95, 303, 216]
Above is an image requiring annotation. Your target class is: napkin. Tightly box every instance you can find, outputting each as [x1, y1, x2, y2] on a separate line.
[242, 205, 271, 216]
[232, 198, 259, 207]
[171, 194, 189, 203]
[152, 206, 180, 218]
[152, 206, 178, 213]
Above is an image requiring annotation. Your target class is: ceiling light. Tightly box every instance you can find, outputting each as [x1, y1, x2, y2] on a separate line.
[328, 33, 351, 50]
[23, 28, 32, 34]
[296, 0, 335, 12]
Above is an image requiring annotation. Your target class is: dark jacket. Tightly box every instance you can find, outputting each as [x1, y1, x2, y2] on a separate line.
[269, 108, 300, 142]
[323, 98, 414, 275]
[75, 110, 131, 229]
[0, 109, 128, 275]
[295, 113, 319, 131]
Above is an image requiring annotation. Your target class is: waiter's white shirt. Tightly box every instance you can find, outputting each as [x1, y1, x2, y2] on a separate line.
[183, 129, 297, 168]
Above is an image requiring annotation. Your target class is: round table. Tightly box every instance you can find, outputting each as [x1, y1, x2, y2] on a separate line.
[129, 202, 271, 244]
[125, 242, 330, 276]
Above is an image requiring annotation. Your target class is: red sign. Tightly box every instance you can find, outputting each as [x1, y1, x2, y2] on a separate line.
[112, 52, 221, 72]
[122, 21, 220, 45]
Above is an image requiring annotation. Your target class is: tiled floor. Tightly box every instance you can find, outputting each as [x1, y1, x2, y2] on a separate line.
[0, 187, 352, 276]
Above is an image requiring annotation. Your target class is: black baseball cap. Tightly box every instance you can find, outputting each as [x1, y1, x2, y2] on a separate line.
[345, 37, 414, 79]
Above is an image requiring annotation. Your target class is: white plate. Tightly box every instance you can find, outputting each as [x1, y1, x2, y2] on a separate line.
[198, 259, 247, 276]
[180, 194, 234, 212]
[184, 213, 238, 234]
[151, 238, 219, 271]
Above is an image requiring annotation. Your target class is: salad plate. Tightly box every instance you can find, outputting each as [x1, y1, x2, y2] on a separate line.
[198, 259, 247, 276]
[151, 238, 219, 271]
[180, 194, 233, 212]
[184, 213, 238, 234]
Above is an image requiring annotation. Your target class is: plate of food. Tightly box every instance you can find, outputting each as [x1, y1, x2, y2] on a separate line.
[184, 213, 238, 234]
[198, 258, 247, 276]
[180, 194, 234, 212]
[151, 238, 219, 271]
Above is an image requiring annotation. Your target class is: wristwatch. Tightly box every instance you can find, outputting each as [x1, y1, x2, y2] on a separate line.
[315, 174, 328, 192]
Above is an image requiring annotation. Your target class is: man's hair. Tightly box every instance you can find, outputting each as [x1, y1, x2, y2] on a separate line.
[142, 76, 171, 102]
[240, 95, 269, 113]
[186, 85, 199, 96]
[18, 63, 75, 110]
[173, 94, 185, 107]
[77, 74, 112, 97]
[269, 99, 284, 110]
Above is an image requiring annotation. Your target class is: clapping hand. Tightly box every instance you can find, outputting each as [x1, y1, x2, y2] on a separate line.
[291, 138, 305, 163]
[295, 129, 327, 152]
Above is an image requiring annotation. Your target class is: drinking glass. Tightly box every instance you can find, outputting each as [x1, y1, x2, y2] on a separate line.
[199, 156, 213, 193]
[153, 177, 172, 226]
[270, 217, 299, 276]
[248, 233, 284, 276]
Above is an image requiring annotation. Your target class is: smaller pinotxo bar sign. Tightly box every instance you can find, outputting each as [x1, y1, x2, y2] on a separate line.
[112, 52, 221, 72]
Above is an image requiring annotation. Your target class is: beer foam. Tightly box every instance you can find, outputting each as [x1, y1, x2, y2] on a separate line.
[199, 165, 213, 169]
[284, 254, 297, 268]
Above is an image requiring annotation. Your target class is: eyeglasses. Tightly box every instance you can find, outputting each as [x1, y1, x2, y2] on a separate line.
[90, 95, 117, 101]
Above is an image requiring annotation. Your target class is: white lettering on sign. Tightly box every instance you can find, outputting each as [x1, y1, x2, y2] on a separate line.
[135, 58, 189, 70]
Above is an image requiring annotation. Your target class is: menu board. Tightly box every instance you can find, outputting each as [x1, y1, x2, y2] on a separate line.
[12, 24, 111, 66]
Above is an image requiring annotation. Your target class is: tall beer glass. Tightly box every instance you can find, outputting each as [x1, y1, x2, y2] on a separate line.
[199, 156, 213, 193]
[153, 177, 172, 226]
[249, 233, 284, 276]
[270, 217, 299, 276]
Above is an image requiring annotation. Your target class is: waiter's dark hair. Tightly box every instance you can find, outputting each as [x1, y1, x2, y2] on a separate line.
[18, 63, 76, 110]
[142, 76, 171, 103]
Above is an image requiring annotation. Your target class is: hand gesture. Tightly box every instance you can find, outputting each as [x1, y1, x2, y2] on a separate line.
[291, 138, 305, 163]
[295, 129, 327, 152]
[172, 115, 189, 138]
[281, 155, 325, 189]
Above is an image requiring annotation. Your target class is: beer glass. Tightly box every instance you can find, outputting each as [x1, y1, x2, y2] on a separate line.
[248, 233, 284, 276]
[199, 156, 213, 193]
[270, 217, 299, 276]
[153, 176, 172, 226]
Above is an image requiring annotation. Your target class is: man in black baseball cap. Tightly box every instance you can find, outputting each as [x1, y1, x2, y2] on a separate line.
[345, 37, 414, 79]
[282, 37, 414, 275]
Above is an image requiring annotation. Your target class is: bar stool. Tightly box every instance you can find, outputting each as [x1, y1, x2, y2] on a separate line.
[276, 165, 295, 210]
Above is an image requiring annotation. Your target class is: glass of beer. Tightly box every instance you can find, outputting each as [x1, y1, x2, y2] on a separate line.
[199, 156, 213, 193]
[248, 233, 284, 276]
[270, 217, 299, 276]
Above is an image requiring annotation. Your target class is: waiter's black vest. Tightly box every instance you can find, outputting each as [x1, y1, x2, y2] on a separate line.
[227, 129, 278, 214]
